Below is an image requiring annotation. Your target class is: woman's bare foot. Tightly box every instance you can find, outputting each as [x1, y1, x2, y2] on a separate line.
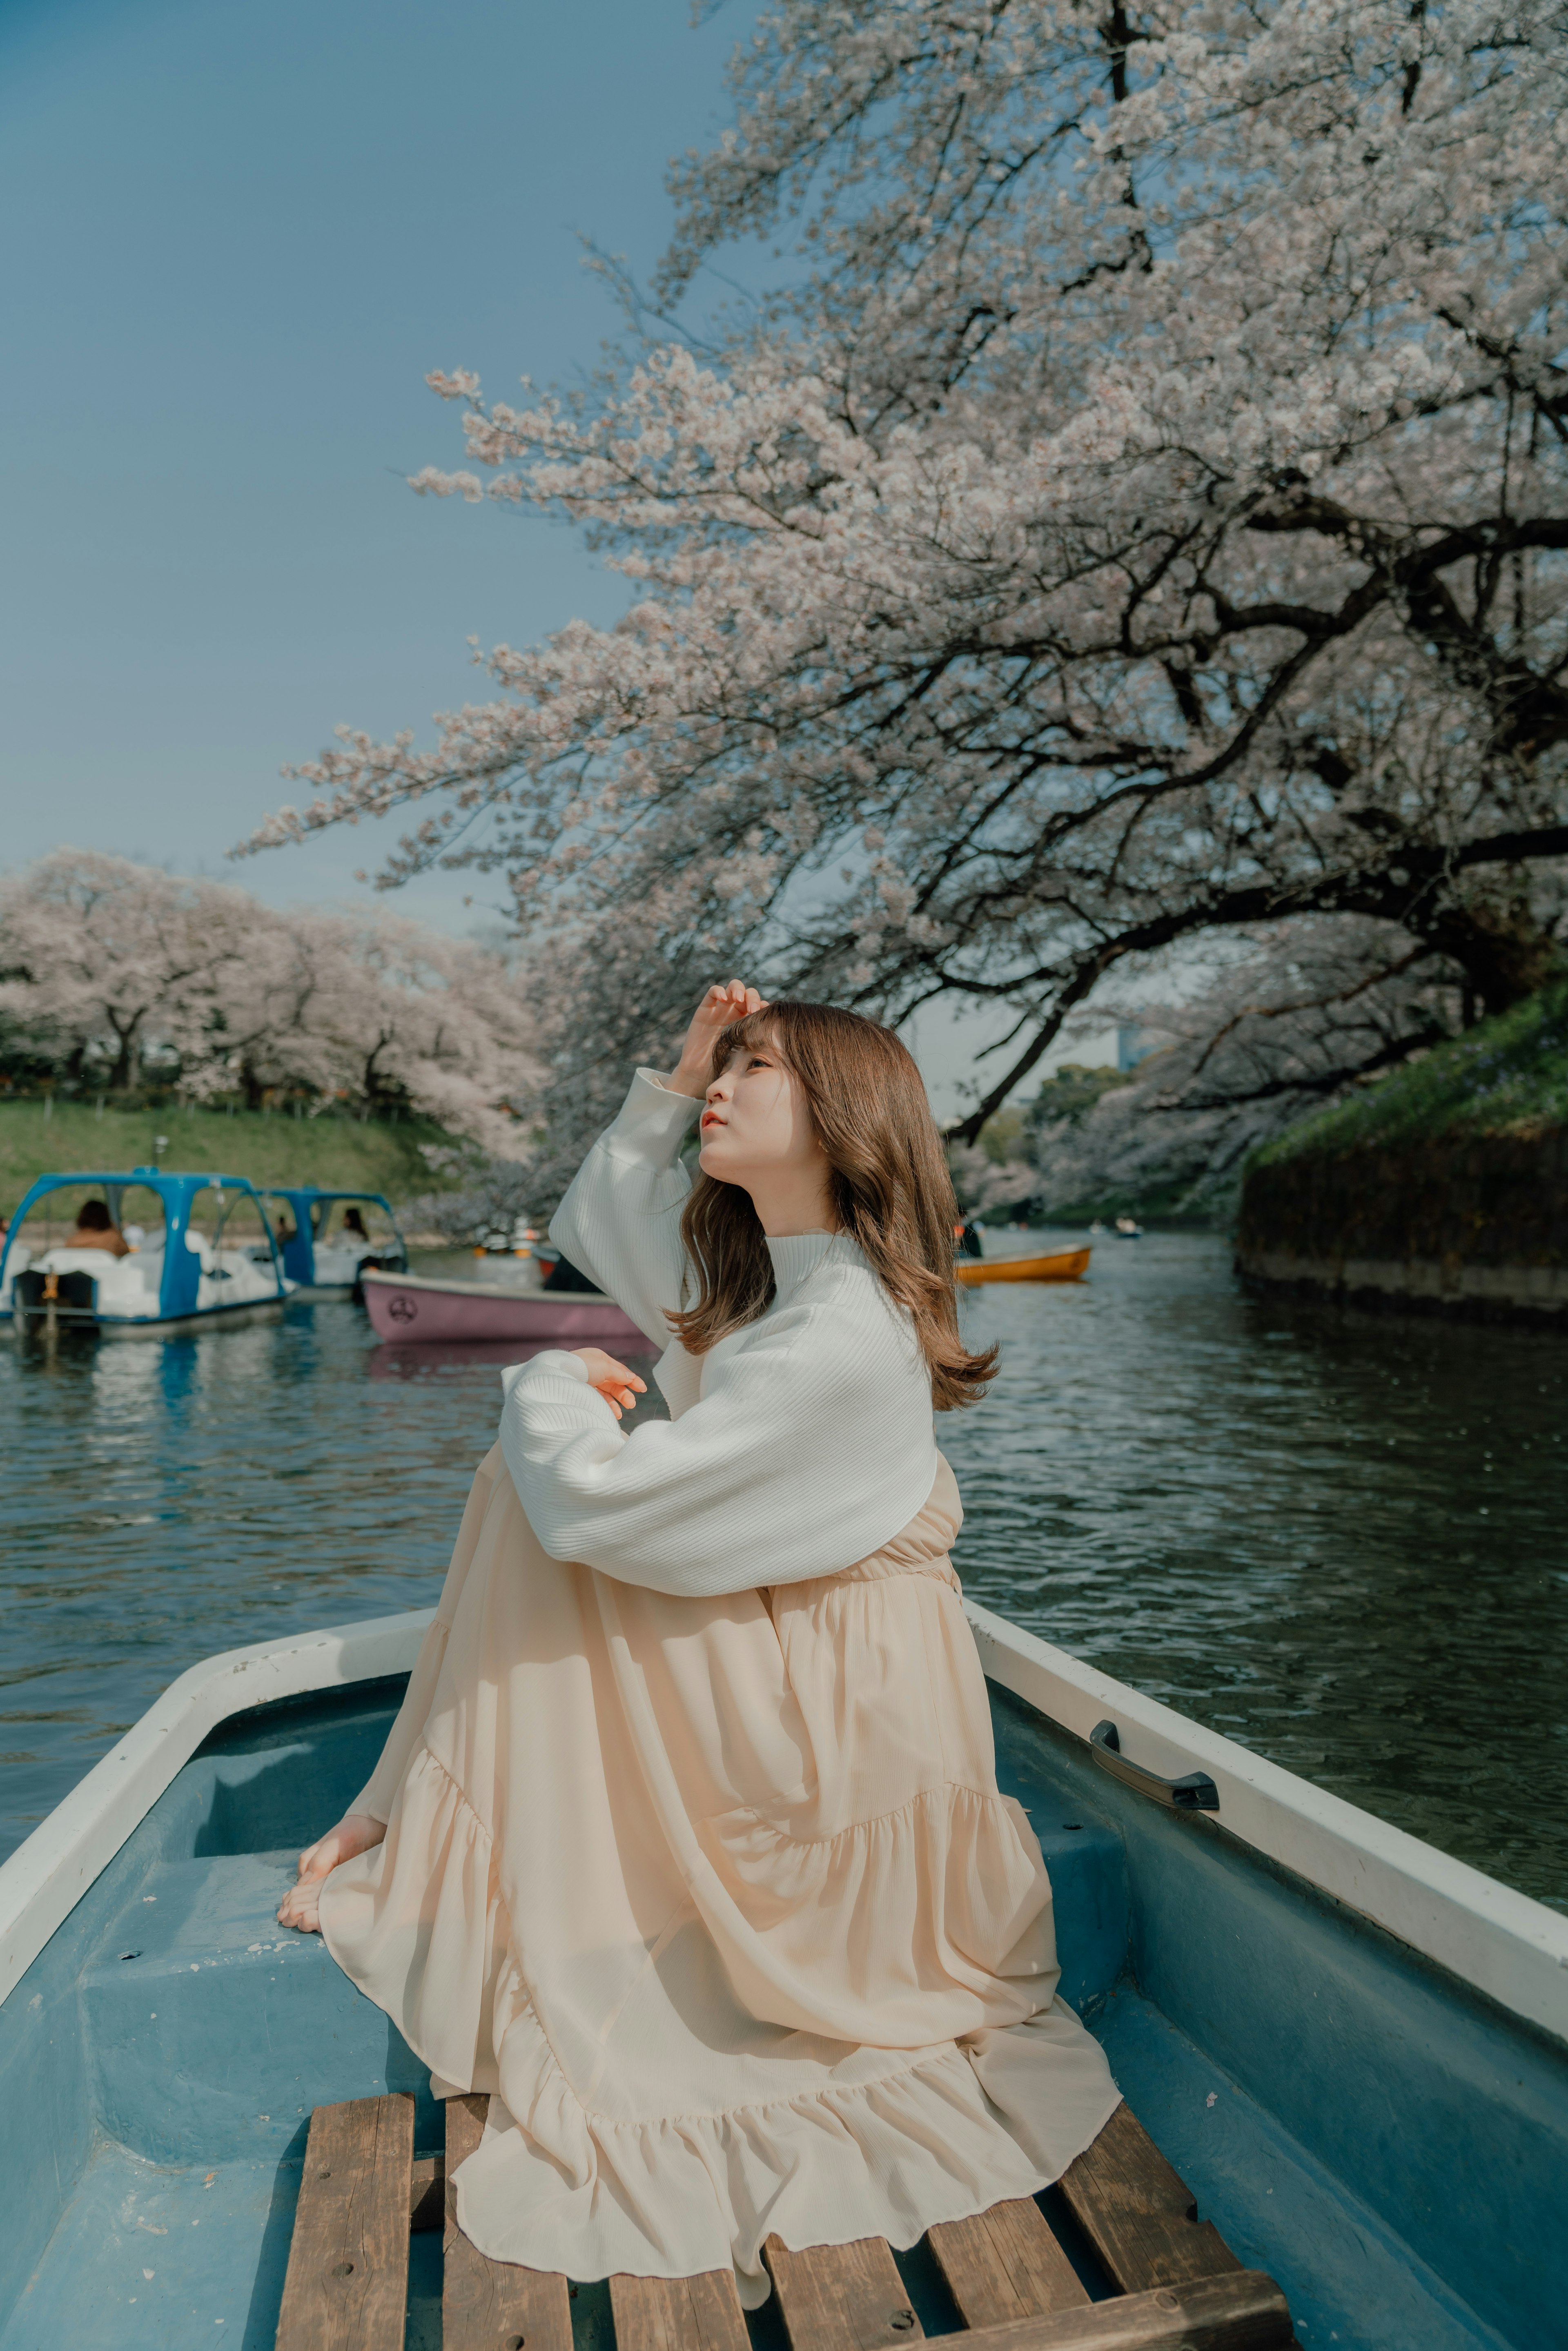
[277, 1811, 385, 1932]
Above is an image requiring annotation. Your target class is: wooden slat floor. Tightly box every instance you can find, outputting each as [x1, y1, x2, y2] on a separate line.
[275, 2093, 1295, 2351]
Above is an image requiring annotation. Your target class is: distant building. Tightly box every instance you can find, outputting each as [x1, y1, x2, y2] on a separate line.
[1116, 1024, 1156, 1073]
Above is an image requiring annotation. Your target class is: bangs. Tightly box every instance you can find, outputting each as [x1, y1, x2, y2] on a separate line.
[711, 1006, 782, 1074]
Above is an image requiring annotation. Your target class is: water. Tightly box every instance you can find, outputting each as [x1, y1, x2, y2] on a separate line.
[946, 1235, 1568, 1913]
[2, 1236, 1564, 1914]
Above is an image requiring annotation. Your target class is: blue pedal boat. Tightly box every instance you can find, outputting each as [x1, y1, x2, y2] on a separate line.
[260, 1188, 409, 1301]
[0, 1602, 1561, 2350]
[0, 1170, 290, 1337]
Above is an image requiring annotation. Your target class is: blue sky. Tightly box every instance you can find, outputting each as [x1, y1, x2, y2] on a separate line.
[0, 0, 1112, 1104]
[0, 0, 742, 904]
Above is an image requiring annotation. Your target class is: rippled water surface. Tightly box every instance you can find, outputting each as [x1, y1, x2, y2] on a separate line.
[2, 1235, 1564, 1910]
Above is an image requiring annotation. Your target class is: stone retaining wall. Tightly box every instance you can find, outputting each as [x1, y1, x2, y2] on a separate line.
[1236, 1129, 1568, 1325]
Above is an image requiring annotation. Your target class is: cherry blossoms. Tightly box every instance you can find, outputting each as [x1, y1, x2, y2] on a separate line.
[0, 851, 538, 1154]
[242, 0, 1568, 1165]
[960, 916, 1468, 1215]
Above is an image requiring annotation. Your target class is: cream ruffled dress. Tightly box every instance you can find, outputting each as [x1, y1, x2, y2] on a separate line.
[318, 1074, 1120, 2304]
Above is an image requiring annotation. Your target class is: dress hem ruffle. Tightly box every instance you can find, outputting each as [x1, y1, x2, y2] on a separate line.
[321, 1738, 1122, 2307]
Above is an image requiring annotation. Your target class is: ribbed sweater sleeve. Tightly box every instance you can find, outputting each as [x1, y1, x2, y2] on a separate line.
[498, 1261, 938, 1595]
[546, 1067, 701, 1346]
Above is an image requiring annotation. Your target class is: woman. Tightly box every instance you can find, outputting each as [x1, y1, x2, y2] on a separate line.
[62, 1199, 129, 1256]
[279, 986, 1119, 2302]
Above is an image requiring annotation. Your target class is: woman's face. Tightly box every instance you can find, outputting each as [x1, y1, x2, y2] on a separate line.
[698, 1032, 823, 1189]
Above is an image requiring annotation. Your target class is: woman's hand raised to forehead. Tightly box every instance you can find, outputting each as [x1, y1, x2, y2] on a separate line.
[667, 981, 767, 1098]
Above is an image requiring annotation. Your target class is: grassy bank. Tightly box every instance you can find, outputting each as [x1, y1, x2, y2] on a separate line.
[1252, 977, 1568, 1170]
[1237, 980, 1568, 1310]
[0, 1097, 466, 1213]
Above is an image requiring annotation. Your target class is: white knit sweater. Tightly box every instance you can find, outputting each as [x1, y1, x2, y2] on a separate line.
[497, 1068, 940, 1596]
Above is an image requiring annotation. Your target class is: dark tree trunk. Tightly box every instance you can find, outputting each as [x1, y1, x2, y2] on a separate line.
[107, 1017, 140, 1092]
[1418, 893, 1562, 1020]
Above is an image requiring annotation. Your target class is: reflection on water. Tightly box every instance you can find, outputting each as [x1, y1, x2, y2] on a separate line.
[1, 1237, 1564, 1912]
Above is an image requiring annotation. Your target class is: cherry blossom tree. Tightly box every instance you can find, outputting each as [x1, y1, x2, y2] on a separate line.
[0, 850, 252, 1091]
[0, 850, 539, 1152]
[1009, 916, 1468, 1213]
[268, 911, 541, 1156]
[241, 0, 1568, 1167]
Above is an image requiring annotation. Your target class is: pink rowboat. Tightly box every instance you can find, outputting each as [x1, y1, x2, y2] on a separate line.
[361, 1268, 646, 1348]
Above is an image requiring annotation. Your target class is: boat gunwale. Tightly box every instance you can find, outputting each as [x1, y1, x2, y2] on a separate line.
[1, 1599, 1564, 2046]
[969, 1605, 1568, 2045]
[954, 1246, 1091, 1285]
[360, 1268, 634, 1306]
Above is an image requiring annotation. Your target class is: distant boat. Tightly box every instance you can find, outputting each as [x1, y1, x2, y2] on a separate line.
[956, 1245, 1091, 1285]
[362, 1266, 646, 1346]
[260, 1186, 409, 1299]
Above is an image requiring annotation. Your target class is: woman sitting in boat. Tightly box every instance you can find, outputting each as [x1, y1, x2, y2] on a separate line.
[277, 985, 1119, 2303]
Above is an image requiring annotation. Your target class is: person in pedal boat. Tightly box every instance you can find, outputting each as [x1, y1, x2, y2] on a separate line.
[276, 986, 1120, 2304]
[63, 1199, 130, 1257]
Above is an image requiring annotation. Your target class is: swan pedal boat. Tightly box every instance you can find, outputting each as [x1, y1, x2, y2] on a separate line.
[0, 1596, 1560, 2351]
[956, 1247, 1091, 1286]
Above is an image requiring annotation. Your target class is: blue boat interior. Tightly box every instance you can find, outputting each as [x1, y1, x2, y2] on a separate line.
[0, 1674, 1560, 2351]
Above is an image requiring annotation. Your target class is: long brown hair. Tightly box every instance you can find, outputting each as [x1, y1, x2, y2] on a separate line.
[667, 1001, 998, 1411]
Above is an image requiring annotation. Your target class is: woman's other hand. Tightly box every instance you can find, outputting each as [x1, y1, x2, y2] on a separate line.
[277, 1810, 385, 1932]
[667, 980, 767, 1097]
[571, 1349, 648, 1418]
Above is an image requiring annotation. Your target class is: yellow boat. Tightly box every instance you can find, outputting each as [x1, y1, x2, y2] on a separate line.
[955, 1244, 1091, 1284]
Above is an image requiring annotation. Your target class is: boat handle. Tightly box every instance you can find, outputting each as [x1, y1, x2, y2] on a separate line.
[1089, 1720, 1220, 1813]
